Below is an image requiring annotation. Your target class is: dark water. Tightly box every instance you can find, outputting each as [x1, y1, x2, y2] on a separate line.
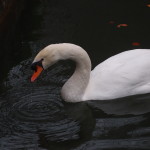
[0, 0, 150, 149]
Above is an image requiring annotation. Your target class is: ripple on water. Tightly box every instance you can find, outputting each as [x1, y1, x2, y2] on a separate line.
[92, 115, 146, 138]
[0, 84, 80, 149]
[73, 137, 150, 150]
[1, 58, 150, 149]
[11, 92, 63, 122]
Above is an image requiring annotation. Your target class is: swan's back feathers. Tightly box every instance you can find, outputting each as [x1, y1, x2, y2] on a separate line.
[83, 49, 150, 100]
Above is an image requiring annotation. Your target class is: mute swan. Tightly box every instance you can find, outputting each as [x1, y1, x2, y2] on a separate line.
[31, 43, 150, 102]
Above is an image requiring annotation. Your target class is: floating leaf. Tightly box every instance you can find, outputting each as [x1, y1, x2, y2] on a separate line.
[117, 24, 128, 28]
[147, 4, 150, 7]
[132, 42, 140, 46]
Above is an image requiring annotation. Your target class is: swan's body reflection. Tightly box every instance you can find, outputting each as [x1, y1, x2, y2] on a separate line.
[87, 93, 150, 115]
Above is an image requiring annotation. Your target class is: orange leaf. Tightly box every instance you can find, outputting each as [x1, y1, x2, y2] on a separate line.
[132, 42, 140, 46]
[147, 4, 150, 7]
[117, 24, 128, 28]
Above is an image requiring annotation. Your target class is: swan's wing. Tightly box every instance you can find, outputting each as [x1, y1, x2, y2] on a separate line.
[83, 49, 150, 100]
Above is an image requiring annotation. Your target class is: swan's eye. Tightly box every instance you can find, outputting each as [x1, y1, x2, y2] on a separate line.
[31, 59, 43, 72]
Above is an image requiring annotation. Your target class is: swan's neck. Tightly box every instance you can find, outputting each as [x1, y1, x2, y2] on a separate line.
[61, 49, 91, 102]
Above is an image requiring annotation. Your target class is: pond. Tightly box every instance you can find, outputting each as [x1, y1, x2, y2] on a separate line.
[0, 0, 150, 149]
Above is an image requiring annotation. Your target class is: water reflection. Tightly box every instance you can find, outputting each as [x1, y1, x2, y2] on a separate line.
[0, 61, 79, 149]
[0, 59, 150, 149]
[74, 137, 150, 150]
[87, 93, 150, 115]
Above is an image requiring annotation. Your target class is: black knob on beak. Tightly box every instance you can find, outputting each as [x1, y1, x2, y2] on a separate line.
[31, 62, 38, 72]
[31, 59, 43, 72]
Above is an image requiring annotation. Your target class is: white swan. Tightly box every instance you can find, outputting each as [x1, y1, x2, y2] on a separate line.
[31, 43, 150, 102]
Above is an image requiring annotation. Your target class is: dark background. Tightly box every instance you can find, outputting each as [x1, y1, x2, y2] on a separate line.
[1, 0, 150, 84]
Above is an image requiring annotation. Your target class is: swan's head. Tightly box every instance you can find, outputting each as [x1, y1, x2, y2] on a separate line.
[31, 44, 64, 82]
[31, 43, 84, 82]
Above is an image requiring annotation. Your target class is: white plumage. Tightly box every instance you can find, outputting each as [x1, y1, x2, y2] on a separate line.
[83, 49, 150, 100]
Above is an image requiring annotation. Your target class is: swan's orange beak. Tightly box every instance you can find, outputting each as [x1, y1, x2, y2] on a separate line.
[31, 65, 43, 82]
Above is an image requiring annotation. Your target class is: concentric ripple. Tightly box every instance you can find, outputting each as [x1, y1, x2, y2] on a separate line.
[0, 83, 80, 150]
[0, 56, 81, 150]
[11, 92, 63, 122]
[1, 58, 150, 149]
